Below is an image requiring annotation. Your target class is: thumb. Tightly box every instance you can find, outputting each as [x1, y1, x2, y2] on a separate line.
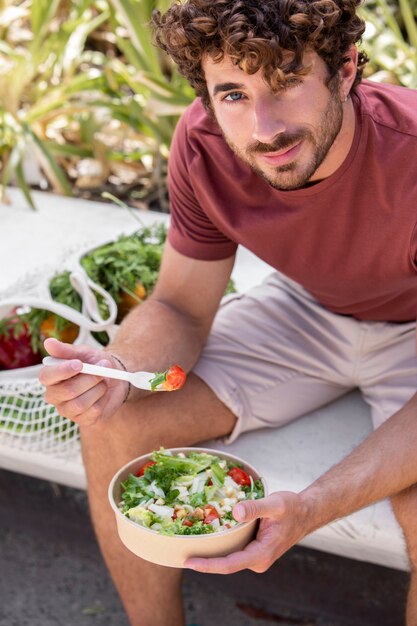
[233, 492, 293, 523]
[232, 497, 270, 523]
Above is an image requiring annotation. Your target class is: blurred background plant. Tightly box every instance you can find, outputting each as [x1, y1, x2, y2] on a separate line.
[0, 0, 194, 210]
[360, 0, 417, 87]
[0, 0, 416, 211]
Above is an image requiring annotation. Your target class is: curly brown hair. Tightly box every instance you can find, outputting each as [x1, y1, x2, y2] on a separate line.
[153, 0, 368, 110]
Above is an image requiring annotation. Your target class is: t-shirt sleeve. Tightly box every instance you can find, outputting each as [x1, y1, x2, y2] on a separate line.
[167, 109, 238, 261]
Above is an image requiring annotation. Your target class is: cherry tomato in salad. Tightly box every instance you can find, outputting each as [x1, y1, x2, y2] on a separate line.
[182, 518, 194, 527]
[135, 460, 156, 477]
[203, 504, 220, 524]
[227, 466, 251, 486]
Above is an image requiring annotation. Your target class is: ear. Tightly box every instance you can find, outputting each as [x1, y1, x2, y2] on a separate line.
[338, 45, 358, 102]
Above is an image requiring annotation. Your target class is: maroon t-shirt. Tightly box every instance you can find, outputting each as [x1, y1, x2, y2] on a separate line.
[167, 80, 417, 322]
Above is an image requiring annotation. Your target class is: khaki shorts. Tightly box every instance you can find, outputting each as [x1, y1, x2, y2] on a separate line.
[193, 272, 417, 443]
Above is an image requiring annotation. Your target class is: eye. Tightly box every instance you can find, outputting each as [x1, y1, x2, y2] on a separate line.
[284, 77, 302, 89]
[223, 91, 246, 103]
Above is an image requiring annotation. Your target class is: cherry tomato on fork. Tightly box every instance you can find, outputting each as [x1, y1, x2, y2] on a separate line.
[163, 365, 186, 391]
[149, 365, 186, 392]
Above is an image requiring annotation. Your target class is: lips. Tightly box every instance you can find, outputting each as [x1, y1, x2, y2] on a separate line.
[259, 141, 303, 166]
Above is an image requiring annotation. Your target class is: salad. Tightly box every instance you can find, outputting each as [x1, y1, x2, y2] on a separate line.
[120, 449, 264, 536]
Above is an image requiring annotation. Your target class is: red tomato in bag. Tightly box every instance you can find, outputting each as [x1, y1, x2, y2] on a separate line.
[0, 317, 41, 370]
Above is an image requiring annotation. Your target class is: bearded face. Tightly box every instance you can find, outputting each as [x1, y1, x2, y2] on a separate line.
[205, 52, 354, 191]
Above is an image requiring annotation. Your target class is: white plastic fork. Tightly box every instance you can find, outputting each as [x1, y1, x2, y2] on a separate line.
[42, 356, 160, 391]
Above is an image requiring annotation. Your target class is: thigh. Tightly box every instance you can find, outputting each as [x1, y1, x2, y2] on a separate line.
[193, 273, 354, 443]
[80, 373, 238, 487]
[359, 320, 417, 428]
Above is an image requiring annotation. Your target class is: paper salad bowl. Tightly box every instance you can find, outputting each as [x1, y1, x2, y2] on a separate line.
[108, 447, 267, 568]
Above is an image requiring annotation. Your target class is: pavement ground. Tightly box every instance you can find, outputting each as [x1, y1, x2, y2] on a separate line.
[0, 468, 409, 626]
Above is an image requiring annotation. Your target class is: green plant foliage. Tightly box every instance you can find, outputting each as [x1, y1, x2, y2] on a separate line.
[360, 0, 417, 87]
[79, 223, 167, 304]
[0, 0, 111, 206]
[0, 0, 194, 209]
[0, 219, 168, 358]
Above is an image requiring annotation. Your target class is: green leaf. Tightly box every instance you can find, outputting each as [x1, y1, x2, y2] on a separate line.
[62, 10, 109, 75]
[211, 462, 226, 487]
[1, 142, 22, 189]
[27, 129, 73, 196]
[26, 74, 109, 123]
[399, 0, 417, 49]
[15, 160, 37, 211]
[115, 33, 154, 75]
[42, 141, 93, 159]
[109, 0, 162, 75]
[30, 0, 61, 54]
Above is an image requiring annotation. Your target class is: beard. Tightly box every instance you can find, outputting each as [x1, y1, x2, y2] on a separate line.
[219, 84, 344, 191]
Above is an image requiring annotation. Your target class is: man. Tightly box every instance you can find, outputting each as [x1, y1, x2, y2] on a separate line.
[40, 1, 417, 625]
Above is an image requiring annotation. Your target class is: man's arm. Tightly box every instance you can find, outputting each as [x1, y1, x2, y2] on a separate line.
[40, 242, 235, 425]
[301, 389, 417, 527]
[107, 241, 235, 388]
[187, 389, 417, 574]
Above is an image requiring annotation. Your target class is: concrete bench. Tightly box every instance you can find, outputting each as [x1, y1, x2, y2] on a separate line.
[0, 189, 408, 572]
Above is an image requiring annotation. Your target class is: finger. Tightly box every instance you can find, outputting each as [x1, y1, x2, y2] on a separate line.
[233, 493, 288, 523]
[56, 380, 108, 421]
[44, 374, 101, 404]
[74, 393, 112, 428]
[186, 539, 266, 574]
[39, 357, 83, 386]
[43, 337, 105, 364]
[40, 345, 113, 387]
[43, 358, 113, 403]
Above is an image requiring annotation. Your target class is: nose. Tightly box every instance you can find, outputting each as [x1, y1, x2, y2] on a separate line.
[252, 97, 287, 145]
